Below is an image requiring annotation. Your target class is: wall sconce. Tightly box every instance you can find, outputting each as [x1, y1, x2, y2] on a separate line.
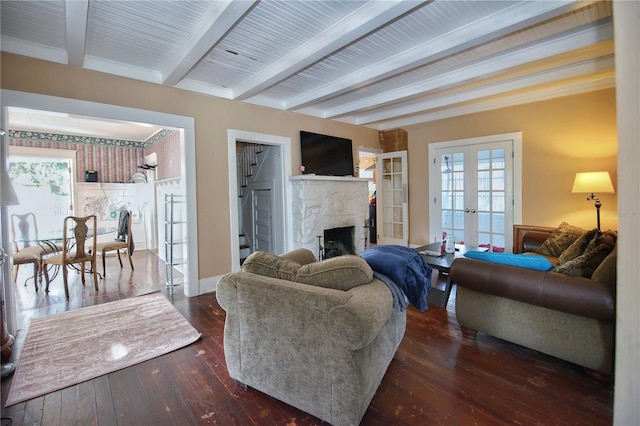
[572, 171, 614, 230]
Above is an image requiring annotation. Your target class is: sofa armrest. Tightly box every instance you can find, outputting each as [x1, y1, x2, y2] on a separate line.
[450, 258, 614, 319]
[329, 280, 393, 351]
[513, 224, 555, 253]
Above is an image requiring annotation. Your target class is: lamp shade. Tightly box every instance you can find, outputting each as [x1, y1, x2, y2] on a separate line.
[0, 169, 19, 206]
[572, 171, 614, 194]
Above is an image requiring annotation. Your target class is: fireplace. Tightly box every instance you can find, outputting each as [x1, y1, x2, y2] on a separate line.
[322, 226, 355, 259]
[290, 175, 369, 259]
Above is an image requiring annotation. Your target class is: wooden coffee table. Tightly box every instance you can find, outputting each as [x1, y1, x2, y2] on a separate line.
[416, 242, 488, 308]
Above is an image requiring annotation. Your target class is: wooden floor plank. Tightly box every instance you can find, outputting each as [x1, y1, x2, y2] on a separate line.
[93, 374, 118, 426]
[0, 250, 613, 425]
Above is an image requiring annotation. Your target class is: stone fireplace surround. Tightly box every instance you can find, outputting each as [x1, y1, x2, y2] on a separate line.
[290, 175, 370, 260]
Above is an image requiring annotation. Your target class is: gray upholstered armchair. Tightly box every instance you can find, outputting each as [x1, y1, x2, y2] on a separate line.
[216, 248, 406, 426]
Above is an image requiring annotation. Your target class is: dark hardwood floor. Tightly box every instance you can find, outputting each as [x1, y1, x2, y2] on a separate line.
[1, 251, 613, 425]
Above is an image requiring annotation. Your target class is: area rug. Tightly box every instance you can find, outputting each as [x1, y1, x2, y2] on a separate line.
[5, 291, 201, 406]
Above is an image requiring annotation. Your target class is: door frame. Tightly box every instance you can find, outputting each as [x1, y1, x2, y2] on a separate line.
[227, 130, 291, 272]
[428, 132, 522, 246]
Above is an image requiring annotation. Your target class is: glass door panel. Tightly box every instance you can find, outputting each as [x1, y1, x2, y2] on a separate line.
[440, 151, 466, 244]
[476, 148, 506, 251]
[376, 151, 408, 245]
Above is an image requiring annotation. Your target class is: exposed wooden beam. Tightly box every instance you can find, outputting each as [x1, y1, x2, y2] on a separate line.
[162, 1, 257, 86]
[356, 57, 614, 124]
[232, 0, 422, 101]
[65, 0, 89, 68]
[327, 21, 613, 119]
[285, 0, 595, 111]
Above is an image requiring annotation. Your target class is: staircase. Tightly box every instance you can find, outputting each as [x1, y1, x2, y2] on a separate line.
[239, 234, 251, 265]
[237, 143, 265, 264]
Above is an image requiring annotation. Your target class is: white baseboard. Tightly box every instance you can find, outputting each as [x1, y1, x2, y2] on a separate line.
[198, 274, 223, 295]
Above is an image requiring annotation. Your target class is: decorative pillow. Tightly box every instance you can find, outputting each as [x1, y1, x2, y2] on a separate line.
[553, 232, 615, 278]
[535, 222, 584, 257]
[296, 255, 373, 291]
[591, 245, 617, 292]
[242, 251, 301, 281]
[279, 247, 317, 265]
[463, 251, 553, 271]
[558, 228, 598, 264]
[585, 229, 617, 252]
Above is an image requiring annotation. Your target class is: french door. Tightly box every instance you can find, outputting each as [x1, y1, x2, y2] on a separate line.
[429, 133, 522, 252]
[376, 150, 408, 246]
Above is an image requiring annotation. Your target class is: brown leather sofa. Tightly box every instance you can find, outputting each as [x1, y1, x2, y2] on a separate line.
[450, 225, 616, 380]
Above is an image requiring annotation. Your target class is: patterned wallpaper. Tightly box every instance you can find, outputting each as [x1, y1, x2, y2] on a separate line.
[144, 130, 182, 181]
[9, 129, 180, 183]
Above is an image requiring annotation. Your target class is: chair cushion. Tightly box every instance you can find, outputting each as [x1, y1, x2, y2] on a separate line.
[95, 240, 128, 252]
[242, 251, 301, 281]
[296, 255, 373, 291]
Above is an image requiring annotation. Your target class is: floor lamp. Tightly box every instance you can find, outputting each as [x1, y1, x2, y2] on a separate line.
[572, 171, 615, 230]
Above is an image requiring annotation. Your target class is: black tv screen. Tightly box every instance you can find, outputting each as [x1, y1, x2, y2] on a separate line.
[300, 131, 354, 176]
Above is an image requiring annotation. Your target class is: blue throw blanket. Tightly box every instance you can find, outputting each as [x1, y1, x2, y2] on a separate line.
[360, 245, 432, 311]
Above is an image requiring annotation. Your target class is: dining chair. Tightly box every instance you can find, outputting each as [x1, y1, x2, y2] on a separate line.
[10, 213, 45, 289]
[95, 210, 135, 277]
[43, 215, 99, 299]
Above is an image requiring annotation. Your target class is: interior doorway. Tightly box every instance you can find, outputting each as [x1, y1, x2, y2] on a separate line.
[1, 90, 199, 336]
[227, 130, 291, 271]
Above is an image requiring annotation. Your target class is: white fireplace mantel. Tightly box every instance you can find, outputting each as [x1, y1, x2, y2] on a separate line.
[289, 175, 370, 259]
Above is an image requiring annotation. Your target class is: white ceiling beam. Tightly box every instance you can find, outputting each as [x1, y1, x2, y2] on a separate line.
[231, 0, 421, 101]
[65, 0, 89, 68]
[285, 0, 596, 111]
[84, 56, 163, 85]
[174, 78, 235, 100]
[373, 73, 615, 130]
[0, 37, 68, 65]
[325, 21, 613, 118]
[355, 55, 615, 125]
[162, 1, 257, 86]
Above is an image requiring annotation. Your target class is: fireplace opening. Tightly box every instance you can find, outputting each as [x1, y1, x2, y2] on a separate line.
[323, 226, 355, 259]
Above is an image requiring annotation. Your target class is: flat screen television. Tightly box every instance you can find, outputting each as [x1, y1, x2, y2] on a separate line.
[300, 131, 354, 176]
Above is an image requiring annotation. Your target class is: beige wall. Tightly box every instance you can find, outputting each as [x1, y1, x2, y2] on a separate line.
[0, 53, 380, 280]
[404, 88, 618, 246]
[1, 53, 618, 277]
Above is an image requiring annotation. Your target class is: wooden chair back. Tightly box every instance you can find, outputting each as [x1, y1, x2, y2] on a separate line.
[63, 215, 97, 263]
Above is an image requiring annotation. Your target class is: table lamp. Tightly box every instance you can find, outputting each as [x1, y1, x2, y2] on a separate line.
[572, 171, 614, 230]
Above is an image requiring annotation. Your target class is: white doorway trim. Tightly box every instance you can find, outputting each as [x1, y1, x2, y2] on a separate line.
[1, 89, 199, 302]
[227, 130, 292, 271]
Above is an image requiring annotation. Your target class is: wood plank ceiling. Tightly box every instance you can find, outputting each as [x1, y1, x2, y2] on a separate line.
[1, 0, 614, 136]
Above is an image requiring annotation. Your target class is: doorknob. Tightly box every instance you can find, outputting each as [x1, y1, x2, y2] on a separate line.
[465, 208, 477, 213]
